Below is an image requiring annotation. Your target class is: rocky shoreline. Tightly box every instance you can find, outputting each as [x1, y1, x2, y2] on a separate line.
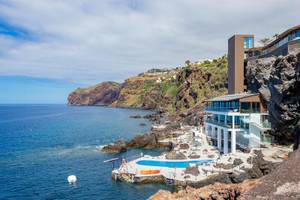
[102, 109, 287, 182]
[101, 112, 178, 153]
[69, 52, 300, 199]
[150, 148, 300, 200]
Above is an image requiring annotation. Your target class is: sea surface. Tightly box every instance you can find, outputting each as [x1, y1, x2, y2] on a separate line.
[0, 105, 171, 200]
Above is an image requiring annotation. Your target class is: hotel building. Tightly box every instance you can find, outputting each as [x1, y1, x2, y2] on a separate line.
[204, 25, 300, 154]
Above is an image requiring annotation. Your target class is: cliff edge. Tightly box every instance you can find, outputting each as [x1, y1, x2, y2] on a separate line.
[68, 81, 121, 106]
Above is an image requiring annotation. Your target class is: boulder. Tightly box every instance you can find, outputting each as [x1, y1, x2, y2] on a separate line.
[179, 143, 189, 150]
[129, 115, 142, 119]
[185, 166, 200, 176]
[214, 163, 233, 170]
[166, 151, 187, 160]
[188, 154, 200, 159]
[126, 133, 157, 148]
[233, 158, 244, 167]
[101, 140, 127, 153]
[143, 113, 162, 123]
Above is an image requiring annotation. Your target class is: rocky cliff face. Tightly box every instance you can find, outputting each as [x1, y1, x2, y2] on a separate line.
[149, 180, 258, 200]
[68, 57, 228, 120]
[242, 148, 300, 200]
[246, 53, 300, 144]
[150, 148, 300, 200]
[68, 82, 121, 106]
[111, 69, 179, 110]
[172, 58, 227, 125]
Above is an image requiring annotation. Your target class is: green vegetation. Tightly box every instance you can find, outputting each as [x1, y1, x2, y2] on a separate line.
[143, 80, 156, 92]
[160, 80, 177, 96]
[96, 56, 228, 112]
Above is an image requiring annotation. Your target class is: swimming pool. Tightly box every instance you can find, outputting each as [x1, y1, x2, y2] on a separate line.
[136, 159, 213, 168]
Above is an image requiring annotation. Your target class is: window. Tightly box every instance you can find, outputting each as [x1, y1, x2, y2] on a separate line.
[235, 116, 241, 126]
[220, 115, 225, 123]
[296, 29, 300, 38]
[252, 102, 260, 112]
[244, 37, 253, 49]
[278, 36, 289, 47]
[241, 102, 251, 112]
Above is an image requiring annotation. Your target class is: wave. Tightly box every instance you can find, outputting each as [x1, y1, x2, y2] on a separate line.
[95, 145, 105, 151]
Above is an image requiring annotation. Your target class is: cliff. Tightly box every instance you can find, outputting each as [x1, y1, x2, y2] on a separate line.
[68, 56, 228, 115]
[246, 52, 300, 145]
[242, 148, 300, 200]
[67, 81, 121, 106]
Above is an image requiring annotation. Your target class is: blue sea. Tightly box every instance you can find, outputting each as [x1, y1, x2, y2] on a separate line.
[0, 105, 171, 200]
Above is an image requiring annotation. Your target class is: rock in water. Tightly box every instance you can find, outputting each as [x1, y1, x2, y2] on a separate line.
[101, 140, 127, 153]
[165, 151, 187, 160]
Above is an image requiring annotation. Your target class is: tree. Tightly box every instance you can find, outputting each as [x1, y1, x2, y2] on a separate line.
[185, 60, 191, 67]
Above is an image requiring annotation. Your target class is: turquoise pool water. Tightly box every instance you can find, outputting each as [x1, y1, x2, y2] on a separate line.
[136, 159, 213, 168]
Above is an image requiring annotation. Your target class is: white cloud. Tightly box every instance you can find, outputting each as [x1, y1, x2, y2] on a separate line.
[0, 0, 299, 84]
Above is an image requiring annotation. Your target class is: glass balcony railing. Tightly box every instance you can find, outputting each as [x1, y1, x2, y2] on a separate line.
[240, 108, 260, 113]
[205, 119, 242, 129]
[262, 120, 271, 128]
[205, 119, 231, 128]
[205, 106, 239, 112]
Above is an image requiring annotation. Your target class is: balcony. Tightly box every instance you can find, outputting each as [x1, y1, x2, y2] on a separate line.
[251, 120, 271, 130]
[205, 106, 239, 113]
[205, 119, 229, 128]
[262, 120, 271, 129]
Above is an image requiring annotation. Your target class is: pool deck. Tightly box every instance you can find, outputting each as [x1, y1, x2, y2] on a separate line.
[112, 125, 292, 185]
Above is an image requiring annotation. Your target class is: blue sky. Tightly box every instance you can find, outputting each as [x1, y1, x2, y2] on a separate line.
[0, 76, 83, 104]
[0, 0, 299, 103]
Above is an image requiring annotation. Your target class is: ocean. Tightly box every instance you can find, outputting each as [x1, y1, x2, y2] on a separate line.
[0, 105, 171, 200]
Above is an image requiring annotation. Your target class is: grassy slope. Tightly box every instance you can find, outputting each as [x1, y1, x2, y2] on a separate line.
[113, 56, 228, 112]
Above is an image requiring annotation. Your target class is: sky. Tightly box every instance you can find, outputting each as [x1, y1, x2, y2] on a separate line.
[0, 0, 299, 103]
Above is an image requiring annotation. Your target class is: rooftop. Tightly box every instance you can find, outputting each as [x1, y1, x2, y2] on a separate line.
[205, 92, 259, 102]
[245, 24, 300, 53]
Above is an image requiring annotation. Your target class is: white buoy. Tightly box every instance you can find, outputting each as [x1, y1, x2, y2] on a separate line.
[67, 175, 77, 184]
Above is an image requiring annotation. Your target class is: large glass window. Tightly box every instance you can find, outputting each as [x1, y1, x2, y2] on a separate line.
[227, 116, 233, 127]
[219, 115, 225, 123]
[241, 102, 251, 112]
[244, 37, 253, 49]
[296, 29, 300, 38]
[252, 102, 260, 113]
[235, 116, 241, 126]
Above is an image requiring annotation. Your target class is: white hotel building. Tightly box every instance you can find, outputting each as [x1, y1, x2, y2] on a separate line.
[204, 93, 273, 154]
